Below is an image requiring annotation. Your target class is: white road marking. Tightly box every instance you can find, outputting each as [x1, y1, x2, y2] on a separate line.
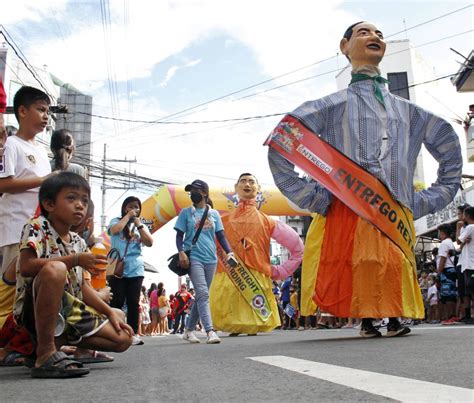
[248, 356, 474, 402]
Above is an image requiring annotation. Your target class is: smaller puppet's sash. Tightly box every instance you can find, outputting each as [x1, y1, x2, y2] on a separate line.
[265, 115, 415, 267]
[216, 246, 272, 322]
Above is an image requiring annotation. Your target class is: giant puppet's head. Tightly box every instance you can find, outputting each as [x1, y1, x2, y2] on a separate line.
[235, 173, 261, 201]
[340, 21, 386, 68]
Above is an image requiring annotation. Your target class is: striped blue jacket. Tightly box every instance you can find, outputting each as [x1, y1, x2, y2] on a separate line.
[268, 79, 462, 220]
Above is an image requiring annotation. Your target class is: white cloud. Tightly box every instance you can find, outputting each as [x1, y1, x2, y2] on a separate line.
[1, 0, 67, 24]
[159, 66, 179, 87]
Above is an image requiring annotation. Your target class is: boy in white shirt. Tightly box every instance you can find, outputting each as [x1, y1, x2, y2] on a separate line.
[457, 206, 474, 324]
[0, 86, 54, 276]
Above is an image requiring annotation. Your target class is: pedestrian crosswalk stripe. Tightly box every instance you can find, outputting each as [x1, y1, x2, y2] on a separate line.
[248, 355, 474, 402]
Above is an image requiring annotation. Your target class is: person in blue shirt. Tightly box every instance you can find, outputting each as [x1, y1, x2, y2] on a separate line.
[174, 179, 233, 344]
[108, 196, 153, 344]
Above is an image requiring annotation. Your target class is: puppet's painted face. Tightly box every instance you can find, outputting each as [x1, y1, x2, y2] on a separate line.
[235, 175, 260, 201]
[340, 22, 386, 67]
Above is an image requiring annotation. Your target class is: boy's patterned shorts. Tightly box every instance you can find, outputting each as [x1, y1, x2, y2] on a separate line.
[22, 280, 108, 345]
[58, 291, 108, 344]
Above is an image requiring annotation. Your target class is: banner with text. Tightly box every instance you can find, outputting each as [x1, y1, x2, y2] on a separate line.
[265, 115, 415, 265]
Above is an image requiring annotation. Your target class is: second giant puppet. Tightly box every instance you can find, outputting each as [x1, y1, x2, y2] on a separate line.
[266, 22, 462, 337]
[209, 173, 304, 334]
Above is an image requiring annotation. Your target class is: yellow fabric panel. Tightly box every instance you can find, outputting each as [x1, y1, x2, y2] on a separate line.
[300, 214, 325, 316]
[0, 277, 15, 329]
[400, 246, 425, 319]
[210, 270, 280, 334]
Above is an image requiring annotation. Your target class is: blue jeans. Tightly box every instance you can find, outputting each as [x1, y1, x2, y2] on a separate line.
[186, 260, 216, 333]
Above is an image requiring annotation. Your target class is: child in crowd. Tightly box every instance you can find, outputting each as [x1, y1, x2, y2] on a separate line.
[158, 288, 170, 335]
[428, 277, 440, 323]
[15, 172, 133, 378]
[139, 286, 151, 336]
[418, 270, 430, 320]
[0, 86, 54, 277]
[168, 294, 175, 332]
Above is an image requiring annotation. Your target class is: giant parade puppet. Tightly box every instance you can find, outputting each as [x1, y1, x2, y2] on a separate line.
[209, 173, 304, 335]
[265, 21, 462, 338]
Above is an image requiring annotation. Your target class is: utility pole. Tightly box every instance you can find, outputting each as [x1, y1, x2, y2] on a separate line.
[100, 143, 137, 232]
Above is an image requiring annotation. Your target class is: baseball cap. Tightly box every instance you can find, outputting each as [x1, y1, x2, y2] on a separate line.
[185, 179, 209, 193]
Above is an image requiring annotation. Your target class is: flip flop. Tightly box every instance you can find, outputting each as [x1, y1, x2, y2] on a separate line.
[0, 351, 25, 367]
[31, 351, 89, 378]
[74, 351, 114, 364]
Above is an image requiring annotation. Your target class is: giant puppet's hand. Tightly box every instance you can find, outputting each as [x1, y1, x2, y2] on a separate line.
[270, 220, 304, 280]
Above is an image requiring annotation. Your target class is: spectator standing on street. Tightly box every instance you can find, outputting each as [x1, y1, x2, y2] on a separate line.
[436, 224, 458, 322]
[149, 285, 159, 336]
[174, 179, 233, 344]
[172, 284, 193, 334]
[139, 286, 151, 336]
[280, 276, 292, 329]
[0, 86, 53, 277]
[168, 293, 175, 331]
[108, 196, 153, 345]
[427, 277, 440, 323]
[158, 288, 170, 335]
[456, 206, 474, 324]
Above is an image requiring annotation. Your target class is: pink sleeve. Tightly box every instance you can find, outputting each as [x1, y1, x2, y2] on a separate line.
[270, 220, 304, 280]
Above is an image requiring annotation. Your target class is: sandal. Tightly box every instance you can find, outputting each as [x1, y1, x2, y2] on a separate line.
[0, 351, 25, 367]
[31, 351, 90, 378]
[74, 350, 114, 364]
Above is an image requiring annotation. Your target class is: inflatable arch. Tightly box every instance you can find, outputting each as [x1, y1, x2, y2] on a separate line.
[138, 184, 312, 234]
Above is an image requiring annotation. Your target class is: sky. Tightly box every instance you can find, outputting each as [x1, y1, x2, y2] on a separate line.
[2, 0, 473, 291]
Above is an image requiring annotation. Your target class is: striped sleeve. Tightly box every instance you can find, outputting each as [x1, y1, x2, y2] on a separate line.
[268, 147, 332, 214]
[413, 110, 462, 219]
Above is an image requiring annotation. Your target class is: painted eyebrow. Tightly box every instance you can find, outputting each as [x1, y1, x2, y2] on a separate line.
[355, 27, 383, 36]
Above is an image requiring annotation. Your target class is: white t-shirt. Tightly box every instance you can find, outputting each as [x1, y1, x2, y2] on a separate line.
[0, 135, 51, 247]
[436, 238, 456, 269]
[427, 285, 438, 304]
[458, 224, 474, 272]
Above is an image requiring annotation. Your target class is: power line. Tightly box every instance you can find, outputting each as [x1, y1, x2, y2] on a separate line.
[73, 70, 467, 126]
[74, 111, 285, 124]
[86, 28, 472, 147]
[0, 25, 54, 99]
[88, 4, 473, 141]
[384, 4, 473, 39]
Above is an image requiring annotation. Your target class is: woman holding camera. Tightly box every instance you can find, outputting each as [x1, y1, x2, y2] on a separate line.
[108, 196, 153, 345]
[174, 179, 234, 344]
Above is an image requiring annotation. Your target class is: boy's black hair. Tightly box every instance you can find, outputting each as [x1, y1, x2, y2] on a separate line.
[237, 172, 258, 183]
[437, 224, 452, 237]
[13, 86, 51, 121]
[464, 206, 474, 220]
[39, 171, 90, 217]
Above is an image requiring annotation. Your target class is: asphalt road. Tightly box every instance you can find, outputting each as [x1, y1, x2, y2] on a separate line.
[1, 324, 473, 402]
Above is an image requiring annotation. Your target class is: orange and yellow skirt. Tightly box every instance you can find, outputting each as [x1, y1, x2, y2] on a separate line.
[300, 199, 424, 319]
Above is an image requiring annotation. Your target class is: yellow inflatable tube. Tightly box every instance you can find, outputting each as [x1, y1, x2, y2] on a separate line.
[139, 185, 311, 233]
